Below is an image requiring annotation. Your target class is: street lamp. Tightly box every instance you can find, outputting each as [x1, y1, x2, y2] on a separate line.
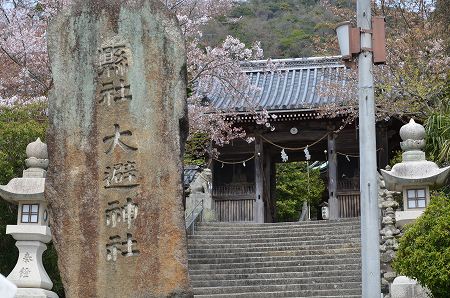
[336, 21, 352, 58]
[335, 3, 386, 298]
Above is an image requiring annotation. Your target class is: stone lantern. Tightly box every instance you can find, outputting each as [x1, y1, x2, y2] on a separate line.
[0, 138, 58, 298]
[381, 119, 450, 226]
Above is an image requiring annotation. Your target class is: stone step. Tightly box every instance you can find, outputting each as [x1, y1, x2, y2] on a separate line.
[189, 250, 360, 261]
[189, 221, 362, 297]
[194, 291, 361, 298]
[189, 263, 361, 276]
[188, 238, 361, 250]
[188, 235, 361, 245]
[196, 218, 359, 228]
[189, 255, 360, 266]
[189, 242, 361, 256]
[191, 275, 361, 287]
[188, 231, 361, 241]
[189, 269, 362, 281]
[193, 223, 360, 233]
[189, 261, 361, 272]
[189, 226, 361, 237]
[193, 282, 362, 295]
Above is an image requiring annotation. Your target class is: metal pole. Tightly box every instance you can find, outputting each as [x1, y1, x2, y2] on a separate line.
[357, 0, 381, 297]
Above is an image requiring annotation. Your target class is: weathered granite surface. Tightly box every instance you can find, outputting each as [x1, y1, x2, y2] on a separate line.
[46, 1, 191, 297]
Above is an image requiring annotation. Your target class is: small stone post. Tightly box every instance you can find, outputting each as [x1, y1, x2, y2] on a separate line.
[0, 138, 58, 298]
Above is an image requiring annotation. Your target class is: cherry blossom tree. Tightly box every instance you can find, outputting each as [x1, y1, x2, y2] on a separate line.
[0, 0, 53, 104]
[316, 0, 449, 122]
[0, 0, 265, 146]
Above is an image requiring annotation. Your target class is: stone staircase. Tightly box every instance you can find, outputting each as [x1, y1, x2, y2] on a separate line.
[188, 218, 362, 297]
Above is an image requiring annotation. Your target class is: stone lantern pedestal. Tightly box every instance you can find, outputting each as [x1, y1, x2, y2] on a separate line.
[0, 139, 58, 298]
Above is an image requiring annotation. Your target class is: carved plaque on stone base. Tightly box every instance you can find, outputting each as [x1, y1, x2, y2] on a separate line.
[46, 1, 191, 297]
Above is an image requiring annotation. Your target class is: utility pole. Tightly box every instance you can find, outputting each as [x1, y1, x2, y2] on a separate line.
[357, 0, 382, 296]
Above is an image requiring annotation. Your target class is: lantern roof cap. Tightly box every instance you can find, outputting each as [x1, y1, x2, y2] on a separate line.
[381, 118, 450, 191]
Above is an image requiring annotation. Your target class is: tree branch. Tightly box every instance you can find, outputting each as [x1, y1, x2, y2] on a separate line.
[0, 46, 49, 90]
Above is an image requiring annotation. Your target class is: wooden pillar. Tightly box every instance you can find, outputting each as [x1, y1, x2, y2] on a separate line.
[377, 124, 389, 169]
[328, 131, 339, 220]
[254, 136, 265, 223]
[270, 161, 277, 223]
[264, 151, 272, 222]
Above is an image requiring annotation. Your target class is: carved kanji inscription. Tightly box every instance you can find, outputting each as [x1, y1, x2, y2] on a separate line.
[102, 124, 138, 154]
[104, 161, 139, 188]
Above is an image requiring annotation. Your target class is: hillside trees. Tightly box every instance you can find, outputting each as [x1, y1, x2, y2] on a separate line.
[203, 0, 342, 58]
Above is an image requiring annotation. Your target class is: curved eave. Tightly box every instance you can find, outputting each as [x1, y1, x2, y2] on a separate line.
[0, 178, 45, 203]
[380, 166, 450, 192]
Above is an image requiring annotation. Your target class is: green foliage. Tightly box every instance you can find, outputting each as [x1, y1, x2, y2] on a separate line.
[425, 96, 450, 165]
[275, 162, 325, 221]
[392, 193, 450, 298]
[202, 0, 339, 58]
[0, 103, 64, 297]
[279, 29, 311, 54]
[184, 132, 210, 166]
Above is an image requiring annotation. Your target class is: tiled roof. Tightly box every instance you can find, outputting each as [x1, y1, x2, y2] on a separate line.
[201, 56, 348, 112]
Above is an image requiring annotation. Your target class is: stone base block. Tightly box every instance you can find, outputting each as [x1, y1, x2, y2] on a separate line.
[391, 276, 429, 298]
[15, 288, 58, 298]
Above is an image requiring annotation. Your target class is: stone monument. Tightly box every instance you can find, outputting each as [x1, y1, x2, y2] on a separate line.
[0, 139, 58, 298]
[46, 1, 192, 297]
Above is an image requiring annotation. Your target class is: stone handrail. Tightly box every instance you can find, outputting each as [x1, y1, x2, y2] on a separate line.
[185, 199, 204, 235]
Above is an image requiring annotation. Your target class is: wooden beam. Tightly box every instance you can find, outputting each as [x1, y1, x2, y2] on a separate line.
[261, 130, 328, 143]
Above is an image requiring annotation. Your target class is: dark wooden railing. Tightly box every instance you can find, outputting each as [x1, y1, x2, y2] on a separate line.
[337, 192, 361, 218]
[212, 183, 255, 222]
[212, 183, 255, 198]
[214, 199, 254, 222]
[338, 177, 360, 191]
[337, 177, 360, 218]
